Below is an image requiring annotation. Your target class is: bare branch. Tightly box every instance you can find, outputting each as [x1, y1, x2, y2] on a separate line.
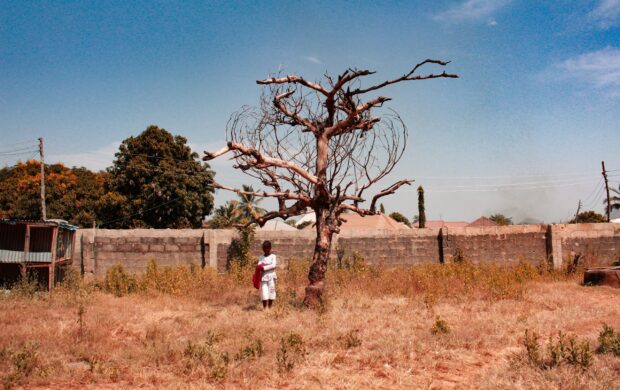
[351, 59, 458, 95]
[273, 90, 318, 133]
[257, 75, 329, 96]
[252, 200, 309, 227]
[369, 179, 414, 213]
[204, 141, 319, 185]
[203, 145, 230, 161]
[211, 181, 312, 203]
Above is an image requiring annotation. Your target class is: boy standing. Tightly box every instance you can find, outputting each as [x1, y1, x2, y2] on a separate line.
[258, 240, 277, 309]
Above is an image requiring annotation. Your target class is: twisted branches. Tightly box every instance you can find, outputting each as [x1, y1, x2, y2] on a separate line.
[205, 61, 456, 229]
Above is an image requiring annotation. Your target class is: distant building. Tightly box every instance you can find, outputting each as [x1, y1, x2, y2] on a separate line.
[466, 216, 499, 227]
[412, 220, 469, 228]
[413, 216, 499, 228]
[256, 219, 297, 231]
[300, 213, 410, 232]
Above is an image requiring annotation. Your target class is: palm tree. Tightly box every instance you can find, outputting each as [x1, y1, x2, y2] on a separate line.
[610, 185, 620, 211]
[237, 184, 266, 220]
[489, 213, 513, 226]
[207, 200, 245, 228]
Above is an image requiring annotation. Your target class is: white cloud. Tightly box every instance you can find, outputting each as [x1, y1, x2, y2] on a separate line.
[433, 0, 511, 23]
[487, 18, 498, 26]
[588, 0, 620, 29]
[553, 47, 620, 91]
[303, 56, 322, 65]
[48, 141, 121, 171]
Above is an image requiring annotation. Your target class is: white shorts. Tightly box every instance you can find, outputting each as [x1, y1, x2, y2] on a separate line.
[260, 279, 276, 301]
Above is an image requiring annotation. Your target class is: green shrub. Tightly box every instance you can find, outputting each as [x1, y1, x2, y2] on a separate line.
[234, 339, 263, 361]
[2, 343, 41, 388]
[183, 333, 228, 381]
[597, 324, 620, 356]
[343, 330, 362, 349]
[276, 332, 306, 373]
[12, 274, 39, 298]
[103, 264, 139, 297]
[431, 316, 450, 335]
[522, 330, 592, 370]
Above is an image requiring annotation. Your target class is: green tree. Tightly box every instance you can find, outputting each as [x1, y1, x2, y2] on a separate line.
[296, 220, 313, 230]
[417, 186, 426, 228]
[0, 160, 105, 226]
[489, 213, 513, 226]
[570, 210, 607, 224]
[103, 125, 214, 228]
[237, 184, 266, 220]
[605, 185, 620, 212]
[206, 200, 245, 228]
[389, 211, 411, 227]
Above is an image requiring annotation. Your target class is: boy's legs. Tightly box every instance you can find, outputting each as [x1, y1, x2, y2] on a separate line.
[267, 279, 276, 308]
[261, 281, 269, 309]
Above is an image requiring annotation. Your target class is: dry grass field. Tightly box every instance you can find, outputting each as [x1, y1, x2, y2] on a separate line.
[1, 259, 619, 389]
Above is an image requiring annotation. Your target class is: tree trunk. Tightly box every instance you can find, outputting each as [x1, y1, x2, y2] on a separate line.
[304, 206, 334, 307]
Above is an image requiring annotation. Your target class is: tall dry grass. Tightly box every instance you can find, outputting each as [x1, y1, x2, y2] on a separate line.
[0, 257, 618, 389]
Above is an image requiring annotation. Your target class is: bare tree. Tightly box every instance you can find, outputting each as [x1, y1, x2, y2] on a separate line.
[204, 60, 457, 305]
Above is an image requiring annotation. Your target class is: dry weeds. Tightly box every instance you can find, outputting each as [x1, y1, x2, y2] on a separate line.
[1, 259, 619, 389]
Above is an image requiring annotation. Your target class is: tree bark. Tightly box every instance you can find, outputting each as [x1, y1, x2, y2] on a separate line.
[304, 206, 334, 307]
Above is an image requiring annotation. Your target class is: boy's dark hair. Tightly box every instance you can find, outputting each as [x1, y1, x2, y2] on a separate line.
[263, 240, 272, 247]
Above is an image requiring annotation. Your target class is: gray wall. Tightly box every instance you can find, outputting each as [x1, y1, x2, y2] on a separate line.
[72, 223, 620, 278]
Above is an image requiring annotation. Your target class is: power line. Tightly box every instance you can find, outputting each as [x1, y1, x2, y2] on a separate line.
[580, 178, 604, 209]
[0, 145, 39, 154]
[584, 182, 606, 211]
[414, 172, 594, 179]
[418, 177, 600, 189]
[97, 197, 181, 227]
[0, 149, 39, 157]
[116, 152, 204, 164]
[0, 139, 39, 148]
[421, 180, 600, 193]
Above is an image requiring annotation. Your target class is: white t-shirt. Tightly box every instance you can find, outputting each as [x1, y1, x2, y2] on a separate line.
[258, 254, 277, 282]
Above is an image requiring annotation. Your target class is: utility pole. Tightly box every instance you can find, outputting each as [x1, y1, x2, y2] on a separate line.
[575, 199, 582, 220]
[39, 137, 46, 221]
[602, 160, 610, 222]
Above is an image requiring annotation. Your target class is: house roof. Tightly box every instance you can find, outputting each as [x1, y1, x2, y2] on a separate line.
[412, 220, 469, 228]
[466, 216, 498, 227]
[303, 213, 410, 231]
[296, 212, 316, 225]
[256, 219, 298, 231]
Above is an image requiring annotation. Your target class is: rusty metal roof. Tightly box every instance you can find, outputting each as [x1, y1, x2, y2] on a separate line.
[0, 219, 78, 231]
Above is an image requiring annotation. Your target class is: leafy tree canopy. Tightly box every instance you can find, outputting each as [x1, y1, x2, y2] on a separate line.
[103, 125, 214, 228]
[570, 210, 607, 224]
[0, 160, 105, 226]
[206, 200, 245, 229]
[605, 185, 620, 211]
[489, 213, 513, 226]
[389, 211, 411, 227]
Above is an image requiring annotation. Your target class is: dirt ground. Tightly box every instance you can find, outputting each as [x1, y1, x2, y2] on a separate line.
[1, 266, 619, 389]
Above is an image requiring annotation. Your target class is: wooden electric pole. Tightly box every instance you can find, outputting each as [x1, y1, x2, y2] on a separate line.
[575, 199, 582, 220]
[39, 137, 46, 221]
[602, 160, 610, 222]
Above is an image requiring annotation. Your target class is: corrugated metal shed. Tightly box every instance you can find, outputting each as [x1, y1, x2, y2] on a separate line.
[0, 219, 78, 290]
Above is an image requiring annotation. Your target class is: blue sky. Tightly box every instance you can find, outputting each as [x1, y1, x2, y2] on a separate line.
[1, 0, 619, 223]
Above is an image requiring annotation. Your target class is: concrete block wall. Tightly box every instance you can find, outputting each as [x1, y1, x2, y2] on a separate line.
[549, 223, 620, 268]
[336, 228, 442, 266]
[441, 224, 549, 265]
[70, 223, 620, 278]
[76, 229, 205, 277]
